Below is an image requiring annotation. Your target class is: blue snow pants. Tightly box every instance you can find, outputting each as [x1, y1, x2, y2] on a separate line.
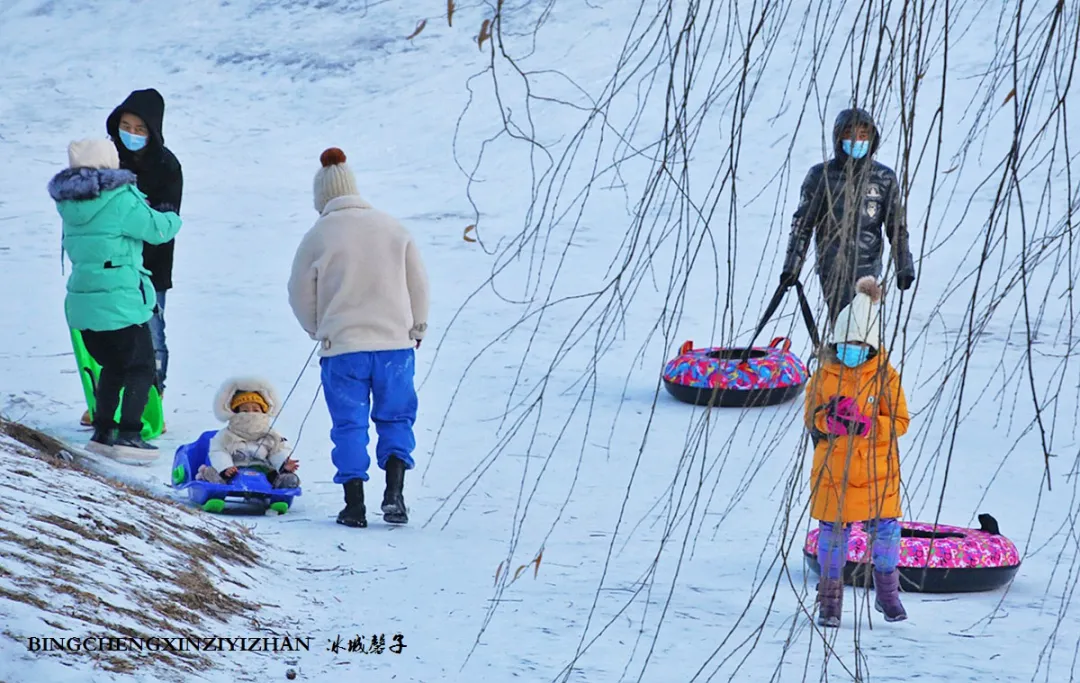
[818, 518, 901, 580]
[320, 349, 418, 485]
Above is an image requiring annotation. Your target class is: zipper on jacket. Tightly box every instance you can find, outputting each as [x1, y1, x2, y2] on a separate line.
[139, 280, 148, 305]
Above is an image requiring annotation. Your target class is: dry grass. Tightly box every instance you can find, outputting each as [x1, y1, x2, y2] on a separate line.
[0, 417, 267, 679]
[0, 417, 193, 508]
[117, 547, 171, 582]
[0, 419, 72, 459]
[171, 566, 260, 621]
[52, 583, 104, 607]
[155, 524, 262, 570]
[0, 585, 49, 610]
[33, 512, 122, 547]
[0, 527, 105, 567]
[101, 656, 139, 674]
[149, 591, 204, 625]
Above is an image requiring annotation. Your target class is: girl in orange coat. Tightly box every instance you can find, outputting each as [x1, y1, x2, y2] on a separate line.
[805, 276, 910, 627]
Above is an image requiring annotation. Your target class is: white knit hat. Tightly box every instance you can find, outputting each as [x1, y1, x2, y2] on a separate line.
[831, 276, 883, 348]
[313, 147, 358, 212]
[68, 139, 119, 170]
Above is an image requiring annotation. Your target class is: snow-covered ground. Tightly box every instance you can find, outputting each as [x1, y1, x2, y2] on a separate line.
[1, 0, 1079, 681]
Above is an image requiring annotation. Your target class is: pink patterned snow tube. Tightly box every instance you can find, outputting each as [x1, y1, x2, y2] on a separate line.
[662, 337, 809, 407]
[804, 520, 1021, 593]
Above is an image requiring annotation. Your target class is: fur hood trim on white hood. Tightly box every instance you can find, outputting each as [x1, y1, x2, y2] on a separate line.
[212, 376, 281, 422]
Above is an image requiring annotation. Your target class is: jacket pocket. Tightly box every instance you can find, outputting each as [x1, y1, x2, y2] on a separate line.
[826, 442, 871, 489]
[139, 279, 148, 306]
[847, 449, 872, 488]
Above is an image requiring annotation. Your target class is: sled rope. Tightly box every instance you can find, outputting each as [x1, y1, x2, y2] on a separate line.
[266, 341, 323, 457]
[289, 382, 323, 457]
[268, 341, 319, 432]
[740, 280, 821, 364]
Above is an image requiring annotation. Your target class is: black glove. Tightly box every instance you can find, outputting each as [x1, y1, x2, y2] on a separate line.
[779, 271, 799, 289]
[896, 271, 914, 291]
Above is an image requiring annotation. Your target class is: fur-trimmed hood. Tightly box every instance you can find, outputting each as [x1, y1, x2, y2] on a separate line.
[48, 168, 137, 202]
[213, 376, 281, 421]
[48, 168, 139, 226]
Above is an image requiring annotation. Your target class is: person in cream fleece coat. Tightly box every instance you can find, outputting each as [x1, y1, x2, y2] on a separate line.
[287, 147, 430, 529]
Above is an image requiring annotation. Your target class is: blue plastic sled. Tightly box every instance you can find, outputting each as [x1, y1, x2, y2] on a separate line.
[171, 430, 301, 514]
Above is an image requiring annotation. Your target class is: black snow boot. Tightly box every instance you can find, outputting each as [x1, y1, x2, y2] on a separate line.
[381, 456, 408, 524]
[87, 428, 115, 456]
[336, 479, 368, 528]
[111, 431, 159, 463]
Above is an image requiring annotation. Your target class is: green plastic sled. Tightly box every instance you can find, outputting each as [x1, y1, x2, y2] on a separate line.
[71, 328, 164, 441]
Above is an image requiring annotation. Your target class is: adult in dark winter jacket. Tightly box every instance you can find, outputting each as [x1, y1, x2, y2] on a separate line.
[779, 108, 916, 324]
[106, 88, 183, 395]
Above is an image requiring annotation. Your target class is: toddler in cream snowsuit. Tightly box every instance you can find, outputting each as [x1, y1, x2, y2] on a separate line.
[196, 377, 300, 488]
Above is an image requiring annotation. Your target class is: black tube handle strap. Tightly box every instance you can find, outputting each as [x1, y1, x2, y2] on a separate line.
[794, 280, 822, 349]
[740, 280, 821, 364]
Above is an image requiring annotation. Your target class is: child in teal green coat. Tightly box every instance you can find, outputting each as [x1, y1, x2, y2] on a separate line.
[48, 139, 182, 461]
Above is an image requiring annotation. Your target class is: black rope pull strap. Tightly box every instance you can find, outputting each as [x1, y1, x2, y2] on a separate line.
[793, 280, 822, 349]
[739, 280, 821, 364]
[739, 284, 788, 364]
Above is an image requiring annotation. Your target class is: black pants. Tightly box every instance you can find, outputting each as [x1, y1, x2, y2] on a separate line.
[822, 280, 855, 327]
[81, 323, 156, 434]
[819, 266, 880, 328]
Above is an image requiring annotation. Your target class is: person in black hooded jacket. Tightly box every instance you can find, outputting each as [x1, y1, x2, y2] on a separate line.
[779, 108, 916, 324]
[105, 88, 183, 397]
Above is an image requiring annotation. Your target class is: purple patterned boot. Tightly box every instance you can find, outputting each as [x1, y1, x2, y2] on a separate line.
[873, 570, 907, 622]
[816, 578, 844, 628]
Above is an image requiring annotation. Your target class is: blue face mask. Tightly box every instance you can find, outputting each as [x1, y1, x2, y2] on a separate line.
[119, 130, 148, 152]
[842, 139, 870, 159]
[836, 343, 871, 368]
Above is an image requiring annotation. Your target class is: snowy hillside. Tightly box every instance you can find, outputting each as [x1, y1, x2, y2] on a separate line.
[1, 0, 1079, 681]
[0, 419, 293, 682]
